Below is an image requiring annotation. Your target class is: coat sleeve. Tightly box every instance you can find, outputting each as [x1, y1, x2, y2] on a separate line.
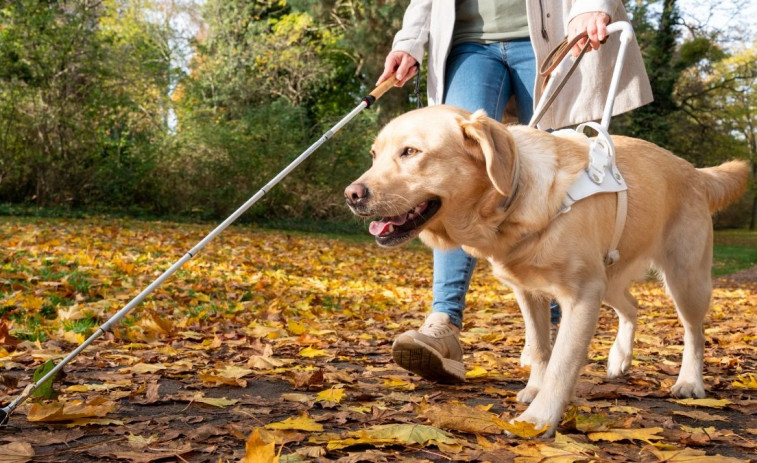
[391, 0, 433, 64]
[567, 0, 622, 24]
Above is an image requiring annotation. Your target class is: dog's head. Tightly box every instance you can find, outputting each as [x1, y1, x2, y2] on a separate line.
[344, 105, 518, 247]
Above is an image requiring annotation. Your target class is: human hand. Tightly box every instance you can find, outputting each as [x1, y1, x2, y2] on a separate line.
[567, 12, 611, 57]
[377, 50, 418, 86]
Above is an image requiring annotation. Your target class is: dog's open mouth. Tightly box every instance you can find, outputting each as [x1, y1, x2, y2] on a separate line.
[368, 199, 441, 247]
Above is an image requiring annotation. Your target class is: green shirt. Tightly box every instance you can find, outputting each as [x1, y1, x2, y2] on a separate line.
[453, 0, 530, 45]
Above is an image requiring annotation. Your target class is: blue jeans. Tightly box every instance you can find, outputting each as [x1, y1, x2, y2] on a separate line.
[433, 40, 562, 328]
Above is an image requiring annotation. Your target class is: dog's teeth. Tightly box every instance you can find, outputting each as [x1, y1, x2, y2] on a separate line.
[385, 225, 394, 235]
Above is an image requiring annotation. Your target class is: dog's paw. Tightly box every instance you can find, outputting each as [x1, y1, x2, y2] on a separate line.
[606, 347, 632, 379]
[671, 380, 706, 399]
[516, 385, 540, 404]
[508, 412, 556, 438]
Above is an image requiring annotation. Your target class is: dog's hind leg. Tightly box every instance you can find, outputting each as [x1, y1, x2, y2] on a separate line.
[604, 286, 638, 379]
[513, 288, 551, 403]
[661, 221, 712, 399]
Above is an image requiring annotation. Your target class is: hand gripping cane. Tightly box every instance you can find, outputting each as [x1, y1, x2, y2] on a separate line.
[0, 75, 400, 426]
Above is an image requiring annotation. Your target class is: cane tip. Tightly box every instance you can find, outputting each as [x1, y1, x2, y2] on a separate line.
[0, 408, 9, 426]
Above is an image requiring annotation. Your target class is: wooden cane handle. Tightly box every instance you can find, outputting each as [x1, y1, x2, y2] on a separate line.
[369, 74, 400, 101]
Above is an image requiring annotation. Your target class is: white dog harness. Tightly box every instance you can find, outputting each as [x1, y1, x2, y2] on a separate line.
[555, 123, 628, 266]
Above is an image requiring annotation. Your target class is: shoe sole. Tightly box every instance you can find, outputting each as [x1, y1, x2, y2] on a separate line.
[392, 338, 465, 384]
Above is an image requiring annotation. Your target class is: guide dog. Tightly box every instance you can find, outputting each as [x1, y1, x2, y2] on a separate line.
[344, 105, 749, 435]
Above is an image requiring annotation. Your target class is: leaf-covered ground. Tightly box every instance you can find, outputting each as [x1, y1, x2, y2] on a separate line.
[0, 216, 755, 462]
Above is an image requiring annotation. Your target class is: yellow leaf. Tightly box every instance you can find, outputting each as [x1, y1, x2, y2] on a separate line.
[670, 398, 732, 408]
[316, 387, 345, 405]
[240, 428, 279, 463]
[20, 295, 44, 311]
[732, 374, 757, 390]
[191, 393, 238, 408]
[298, 346, 329, 358]
[265, 413, 323, 432]
[0, 441, 34, 463]
[286, 320, 307, 335]
[61, 330, 85, 345]
[27, 397, 116, 422]
[219, 365, 254, 379]
[648, 447, 750, 463]
[499, 420, 550, 438]
[588, 427, 664, 444]
[326, 423, 457, 450]
[65, 418, 124, 427]
[465, 365, 489, 379]
[119, 363, 167, 374]
[383, 377, 416, 391]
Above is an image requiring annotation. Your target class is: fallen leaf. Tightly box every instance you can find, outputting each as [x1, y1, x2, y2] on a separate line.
[383, 377, 415, 391]
[316, 387, 345, 405]
[732, 374, 757, 390]
[190, 393, 238, 408]
[670, 398, 732, 408]
[31, 359, 62, 399]
[0, 320, 22, 347]
[280, 393, 312, 403]
[647, 446, 750, 462]
[417, 401, 506, 435]
[326, 423, 457, 450]
[126, 433, 159, 449]
[27, 397, 117, 422]
[298, 346, 329, 358]
[499, 420, 550, 438]
[120, 363, 167, 375]
[0, 441, 34, 463]
[465, 365, 489, 379]
[588, 427, 664, 444]
[240, 428, 279, 463]
[265, 413, 323, 432]
[672, 410, 728, 421]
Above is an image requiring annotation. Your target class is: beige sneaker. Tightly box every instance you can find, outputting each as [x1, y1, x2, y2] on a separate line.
[391, 312, 465, 383]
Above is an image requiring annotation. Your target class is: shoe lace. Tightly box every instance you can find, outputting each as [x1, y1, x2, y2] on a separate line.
[419, 320, 453, 337]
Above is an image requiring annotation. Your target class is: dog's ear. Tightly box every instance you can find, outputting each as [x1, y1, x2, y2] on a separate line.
[459, 110, 517, 197]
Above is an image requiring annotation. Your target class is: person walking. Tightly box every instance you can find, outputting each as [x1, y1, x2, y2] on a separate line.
[377, 0, 653, 383]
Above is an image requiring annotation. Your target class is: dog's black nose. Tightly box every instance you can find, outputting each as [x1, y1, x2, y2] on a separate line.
[344, 183, 369, 206]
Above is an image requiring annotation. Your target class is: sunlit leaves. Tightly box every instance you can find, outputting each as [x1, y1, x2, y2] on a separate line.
[1, 217, 756, 461]
[266, 413, 323, 432]
[241, 428, 279, 463]
[27, 397, 117, 423]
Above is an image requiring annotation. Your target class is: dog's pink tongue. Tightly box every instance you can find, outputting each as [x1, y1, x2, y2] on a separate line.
[369, 220, 391, 236]
[369, 214, 408, 236]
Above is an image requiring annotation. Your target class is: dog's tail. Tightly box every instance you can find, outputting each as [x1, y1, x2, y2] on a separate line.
[698, 160, 751, 213]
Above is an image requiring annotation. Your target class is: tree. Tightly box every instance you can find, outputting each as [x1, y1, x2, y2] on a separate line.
[0, 0, 173, 207]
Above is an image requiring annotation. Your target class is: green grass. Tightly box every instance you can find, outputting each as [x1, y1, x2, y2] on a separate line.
[713, 229, 757, 276]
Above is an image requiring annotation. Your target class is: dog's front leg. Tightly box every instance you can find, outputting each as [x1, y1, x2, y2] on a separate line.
[513, 280, 604, 436]
[513, 288, 551, 403]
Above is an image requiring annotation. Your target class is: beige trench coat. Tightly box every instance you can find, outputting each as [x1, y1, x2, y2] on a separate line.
[391, 0, 653, 129]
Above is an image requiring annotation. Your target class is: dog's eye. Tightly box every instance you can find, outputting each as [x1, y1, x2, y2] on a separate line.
[369, 150, 376, 160]
[401, 147, 418, 157]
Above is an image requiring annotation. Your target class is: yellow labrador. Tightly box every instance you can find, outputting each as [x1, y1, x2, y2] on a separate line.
[344, 105, 750, 435]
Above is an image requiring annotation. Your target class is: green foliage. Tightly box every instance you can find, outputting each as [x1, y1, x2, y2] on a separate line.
[31, 360, 61, 400]
[0, 0, 752, 228]
[0, 0, 172, 208]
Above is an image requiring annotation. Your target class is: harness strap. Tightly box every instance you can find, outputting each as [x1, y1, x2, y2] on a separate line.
[605, 190, 627, 266]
